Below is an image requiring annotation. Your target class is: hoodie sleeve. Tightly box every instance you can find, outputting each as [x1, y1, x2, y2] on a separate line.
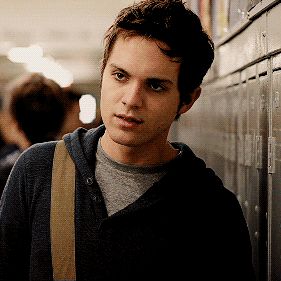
[203, 183, 256, 281]
[222, 191, 256, 280]
[0, 151, 30, 281]
[185, 153, 256, 280]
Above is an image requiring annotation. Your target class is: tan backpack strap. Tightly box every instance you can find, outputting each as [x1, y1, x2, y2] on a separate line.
[51, 140, 76, 281]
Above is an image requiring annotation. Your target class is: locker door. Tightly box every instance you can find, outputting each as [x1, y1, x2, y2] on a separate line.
[224, 84, 239, 194]
[237, 79, 247, 216]
[201, 88, 215, 167]
[256, 61, 268, 281]
[223, 86, 232, 190]
[197, 87, 213, 160]
[247, 73, 261, 278]
[270, 63, 281, 281]
[210, 86, 227, 180]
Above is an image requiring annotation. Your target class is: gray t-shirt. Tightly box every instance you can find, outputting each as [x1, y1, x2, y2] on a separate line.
[95, 140, 181, 216]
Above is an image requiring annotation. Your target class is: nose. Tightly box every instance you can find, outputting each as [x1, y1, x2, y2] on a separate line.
[121, 81, 143, 108]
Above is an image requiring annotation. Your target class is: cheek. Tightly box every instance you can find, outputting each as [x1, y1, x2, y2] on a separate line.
[100, 90, 110, 118]
[100, 78, 113, 107]
[101, 75, 120, 103]
[149, 102, 178, 128]
[156, 98, 179, 118]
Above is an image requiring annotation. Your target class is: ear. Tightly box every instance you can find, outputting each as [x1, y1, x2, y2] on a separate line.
[178, 87, 201, 115]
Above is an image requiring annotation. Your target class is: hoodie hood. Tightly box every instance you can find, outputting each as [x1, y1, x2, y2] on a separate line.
[63, 125, 105, 186]
[62, 124, 224, 194]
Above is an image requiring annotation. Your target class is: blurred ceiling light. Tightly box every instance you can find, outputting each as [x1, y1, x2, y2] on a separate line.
[7, 44, 43, 63]
[79, 94, 96, 124]
[7, 44, 73, 87]
[43, 67, 74, 88]
[25, 56, 74, 87]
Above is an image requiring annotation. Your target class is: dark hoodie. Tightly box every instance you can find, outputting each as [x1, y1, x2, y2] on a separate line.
[0, 125, 255, 281]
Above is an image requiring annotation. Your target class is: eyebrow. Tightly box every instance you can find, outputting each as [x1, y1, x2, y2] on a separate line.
[109, 63, 130, 77]
[109, 63, 174, 85]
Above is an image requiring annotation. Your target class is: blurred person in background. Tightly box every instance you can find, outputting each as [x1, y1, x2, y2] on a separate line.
[0, 72, 66, 196]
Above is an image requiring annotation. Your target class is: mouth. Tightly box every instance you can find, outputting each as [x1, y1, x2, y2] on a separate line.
[115, 114, 144, 124]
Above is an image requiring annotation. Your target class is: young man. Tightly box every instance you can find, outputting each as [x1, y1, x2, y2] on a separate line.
[0, 1, 255, 280]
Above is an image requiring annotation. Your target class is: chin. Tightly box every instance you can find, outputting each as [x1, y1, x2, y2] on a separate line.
[109, 131, 143, 147]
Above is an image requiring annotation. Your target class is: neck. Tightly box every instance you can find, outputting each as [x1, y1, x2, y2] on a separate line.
[100, 133, 178, 166]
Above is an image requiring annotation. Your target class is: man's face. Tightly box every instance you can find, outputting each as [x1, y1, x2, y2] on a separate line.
[100, 35, 183, 149]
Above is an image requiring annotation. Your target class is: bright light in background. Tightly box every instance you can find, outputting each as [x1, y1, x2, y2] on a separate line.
[7, 44, 43, 63]
[7, 44, 73, 87]
[25, 56, 74, 87]
[79, 94, 96, 124]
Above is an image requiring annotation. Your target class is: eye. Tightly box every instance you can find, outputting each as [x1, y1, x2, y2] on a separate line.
[113, 72, 126, 81]
[149, 80, 166, 92]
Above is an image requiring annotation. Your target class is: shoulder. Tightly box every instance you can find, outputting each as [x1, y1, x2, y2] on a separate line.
[12, 141, 58, 177]
[173, 142, 240, 204]
[25, 140, 57, 153]
[22, 140, 57, 161]
[2, 141, 59, 201]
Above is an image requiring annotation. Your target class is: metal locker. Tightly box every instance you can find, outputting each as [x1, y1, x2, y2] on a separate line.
[237, 78, 248, 217]
[214, 84, 228, 181]
[246, 70, 261, 278]
[270, 57, 281, 281]
[200, 91, 213, 166]
[224, 83, 239, 195]
[255, 60, 269, 281]
[223, 86, 232, 190]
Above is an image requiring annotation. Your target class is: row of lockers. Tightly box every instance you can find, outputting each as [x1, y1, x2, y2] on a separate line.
[175, 60, 281, 281]
[171, 2, 281, 281]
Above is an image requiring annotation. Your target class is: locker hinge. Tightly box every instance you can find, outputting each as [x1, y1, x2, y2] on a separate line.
[268, 137, 276, 174]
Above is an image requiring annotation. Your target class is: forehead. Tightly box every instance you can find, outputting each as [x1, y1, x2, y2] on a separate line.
[107, 35, 180, 80]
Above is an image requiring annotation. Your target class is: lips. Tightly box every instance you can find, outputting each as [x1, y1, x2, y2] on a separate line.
[115, 114, 143, 124]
